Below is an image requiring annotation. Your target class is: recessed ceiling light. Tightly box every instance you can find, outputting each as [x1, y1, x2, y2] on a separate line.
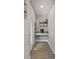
[40, 5, 43, 8]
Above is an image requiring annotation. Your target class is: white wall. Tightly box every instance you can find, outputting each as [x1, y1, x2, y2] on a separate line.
[48, 3, 55, 54]
[24, 0, 36, 59]
[24, 17, 30, 59]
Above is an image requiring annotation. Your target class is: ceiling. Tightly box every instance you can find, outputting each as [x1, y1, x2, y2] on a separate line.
[31, 0, 54, 17]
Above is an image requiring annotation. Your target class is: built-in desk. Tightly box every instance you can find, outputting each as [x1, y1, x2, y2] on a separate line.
[35, 33, 48, 36]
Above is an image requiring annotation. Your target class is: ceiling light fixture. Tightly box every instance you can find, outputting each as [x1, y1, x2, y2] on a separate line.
[40, 5, 43, 8]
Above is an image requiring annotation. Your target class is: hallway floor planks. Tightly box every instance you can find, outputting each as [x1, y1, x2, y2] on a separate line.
[30, 42, 54, 59]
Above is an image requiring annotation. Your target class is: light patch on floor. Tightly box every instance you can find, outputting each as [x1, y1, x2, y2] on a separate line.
[30, 42, 55, 59]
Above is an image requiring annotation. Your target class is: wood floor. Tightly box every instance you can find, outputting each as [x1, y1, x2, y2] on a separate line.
[30, 42, 55, 59]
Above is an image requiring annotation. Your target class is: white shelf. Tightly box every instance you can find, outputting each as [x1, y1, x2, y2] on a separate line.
[35, 33, 48, 36]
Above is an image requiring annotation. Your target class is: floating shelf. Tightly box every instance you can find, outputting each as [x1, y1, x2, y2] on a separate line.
[35, 33, 48, 36]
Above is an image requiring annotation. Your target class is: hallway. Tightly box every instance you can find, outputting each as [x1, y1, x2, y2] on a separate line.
[30, 42, 55, 59]
[24, 0, 55, 59]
